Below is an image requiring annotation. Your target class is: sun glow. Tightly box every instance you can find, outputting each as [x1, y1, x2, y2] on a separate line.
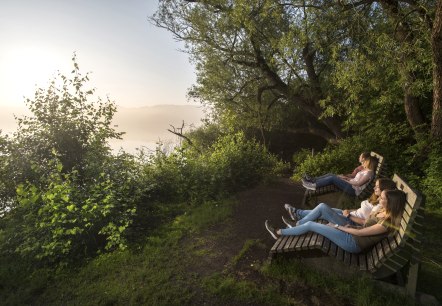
[0, 45, 69, 106]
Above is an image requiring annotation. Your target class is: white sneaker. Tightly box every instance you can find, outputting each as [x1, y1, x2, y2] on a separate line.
[284, 203, 297, 221]
[302, 181, 316, 190]
[282, 215, 297, 228]
[265, 220, 279, 240]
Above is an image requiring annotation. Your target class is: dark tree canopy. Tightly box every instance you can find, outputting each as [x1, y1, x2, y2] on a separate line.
[151, 0, 441, 144]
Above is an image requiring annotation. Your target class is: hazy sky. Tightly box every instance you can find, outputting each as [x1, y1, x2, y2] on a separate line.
[0, 0, 195, 108]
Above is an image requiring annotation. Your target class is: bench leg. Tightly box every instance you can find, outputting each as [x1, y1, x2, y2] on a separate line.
[405, 261, 419, 297]
[301, 189, 309, 207]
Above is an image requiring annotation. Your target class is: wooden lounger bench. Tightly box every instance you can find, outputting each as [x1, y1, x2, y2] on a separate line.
[303, 151, 387, 206]
[270, 174, 424, 297]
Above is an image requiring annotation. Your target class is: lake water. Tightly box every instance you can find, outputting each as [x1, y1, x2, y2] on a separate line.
[1, 104, 206, 155]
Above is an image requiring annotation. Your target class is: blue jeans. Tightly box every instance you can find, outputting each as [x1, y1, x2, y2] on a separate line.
[315, 174, 356, 196]
[280, 221, 361, 253]
[296, 203, 352, 226]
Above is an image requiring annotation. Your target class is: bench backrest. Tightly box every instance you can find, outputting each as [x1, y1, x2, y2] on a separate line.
[370, 174, 424, 278]
[357, 151, 386, 200]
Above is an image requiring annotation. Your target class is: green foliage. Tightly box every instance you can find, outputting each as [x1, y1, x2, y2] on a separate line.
[2, 157, 136, 264]
[262, 258, 414, 306]
[0, 54, 123, 210]
[292, 135, 372, 180]
[140, 131, 287, 205]
[0, 56, 141, 265]
[422, 142, 442, 211]
[203, 274, 291, 306]
[291, 124, 420, 182]
[0, 198, 235, 305]
[202, 132, 286, 195]
[154, 0, 439, 149]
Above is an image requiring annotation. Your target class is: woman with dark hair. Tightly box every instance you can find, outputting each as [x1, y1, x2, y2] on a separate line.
[265, 189, 406, 253]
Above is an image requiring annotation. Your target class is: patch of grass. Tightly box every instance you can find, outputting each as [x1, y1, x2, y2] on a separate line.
[418, 210, 442, 301]
[172, 199, 234, 233]
[262, 258, 414, 306]
[203, 273, 297, 305]
[229, 239, 266, 267]
[0, 198, 236, 306]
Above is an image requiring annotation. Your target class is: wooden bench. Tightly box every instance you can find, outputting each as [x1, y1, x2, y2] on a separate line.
[302, 151, 387, 206]
[270, 174, 424, 297]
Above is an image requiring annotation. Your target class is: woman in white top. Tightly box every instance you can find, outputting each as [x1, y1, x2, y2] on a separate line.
[283, 178, 397, 227]
[266, 189, 406, 254]
[302, 156, 378, 197]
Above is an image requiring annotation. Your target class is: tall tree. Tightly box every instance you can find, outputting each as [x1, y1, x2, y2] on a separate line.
[432, 0, 442, 138]
[153, 0, 439, 142]
[152, 0, 358, 143]
[339, 0, 440, 140]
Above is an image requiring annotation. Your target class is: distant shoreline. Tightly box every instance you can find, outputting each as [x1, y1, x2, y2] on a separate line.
[1, 104, 206, 153]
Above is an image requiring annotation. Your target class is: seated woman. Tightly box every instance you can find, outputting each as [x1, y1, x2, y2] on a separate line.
[283, 178, 397, 227]
[265, 189, 406, 253]
[303, 151, 371, 183]
[302, 155, 378, 197]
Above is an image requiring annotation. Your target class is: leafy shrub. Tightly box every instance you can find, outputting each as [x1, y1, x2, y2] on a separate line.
[138, 131, 287, 205]
[422, 142, 442, 211]
[292, 135, 373, 180]
[1, 158, 136, 264]
[203, 132, 285, 194]
[291, 128, 419, 182]
[0, 57, 144, 265]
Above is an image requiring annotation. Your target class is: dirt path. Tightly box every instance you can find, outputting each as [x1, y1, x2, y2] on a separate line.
[185, 178, 339, 305]
[233, 178, 306, 252]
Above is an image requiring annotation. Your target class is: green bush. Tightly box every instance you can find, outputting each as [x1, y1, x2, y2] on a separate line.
[1, 158, 136, 264]
[204, 132, 285, 194]
[292, 135, 373, 180]
[138, 131, 286, 205]
[291, 128, 421, 182]
[422, 142, 442, 211]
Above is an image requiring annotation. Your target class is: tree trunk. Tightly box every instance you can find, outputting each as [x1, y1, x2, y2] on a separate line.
[250, 37, 344, 142]
[432, 0, 442, 139]
[380, 0, 427, 135]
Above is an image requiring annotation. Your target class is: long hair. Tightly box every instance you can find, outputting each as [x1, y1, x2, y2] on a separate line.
[364, 156, 378, 172]
[368, 178, 397, 204]
[384, 189, 406, 229]
[361, 151, 371, 160]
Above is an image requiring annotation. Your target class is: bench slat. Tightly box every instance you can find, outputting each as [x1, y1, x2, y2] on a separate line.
[350, 253, 359, 267]
[322, 238, 331, 253]
[344, 251, 351, 266]
[309, 232, 320, 249]
[283, 236, 295, 252]
[381, 238, 392, 256]
[288, 234, 301, 250]
[277, 236, 290, 252]
[328, 242, 338, 257]
[270, 237, 284, 253]
[366, 251, 375, 272]
[336, 246, 344, 261]
[315, 234, 324, 249]
[359, 254, 367, 271]
[295, 234, 306, 250]
[301, 232, 314, 250]
[371, 246, 380, 268]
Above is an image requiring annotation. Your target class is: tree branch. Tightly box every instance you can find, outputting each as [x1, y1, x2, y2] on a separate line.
[167, 121, 201, 153]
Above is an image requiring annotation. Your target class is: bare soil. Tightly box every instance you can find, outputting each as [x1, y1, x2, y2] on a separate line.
[185, 178, 349, 305]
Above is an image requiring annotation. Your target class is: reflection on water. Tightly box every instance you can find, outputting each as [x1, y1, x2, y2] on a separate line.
[108, 137, 181, 155]
[1, 104, 204, 155]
